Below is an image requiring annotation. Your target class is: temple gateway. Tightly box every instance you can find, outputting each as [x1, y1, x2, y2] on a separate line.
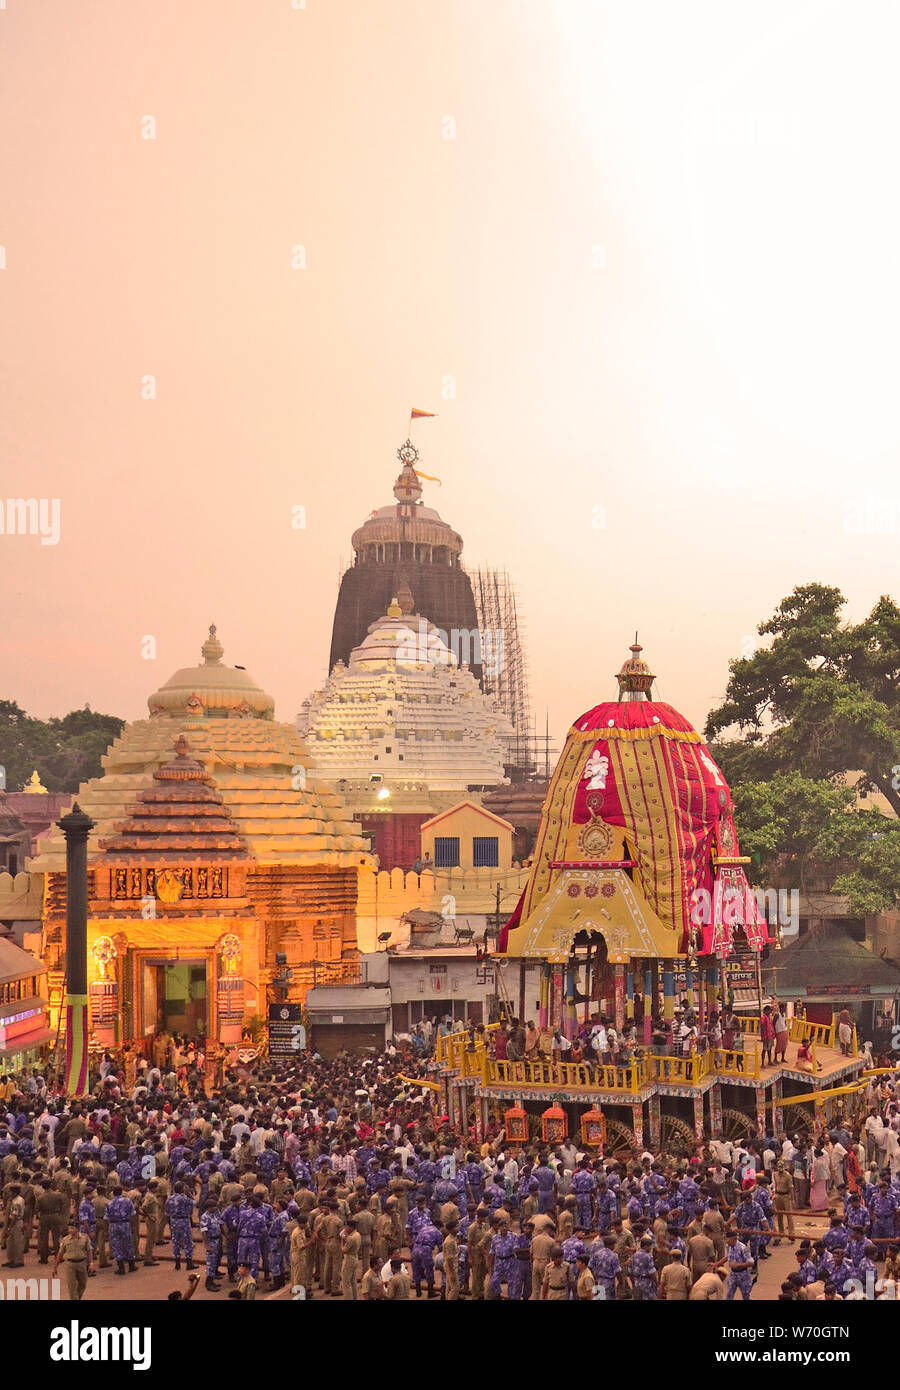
[28, 627, 368, 1047]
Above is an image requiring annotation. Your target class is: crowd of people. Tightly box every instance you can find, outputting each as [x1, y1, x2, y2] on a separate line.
[0, 1033, 898, 1302]
[481, 1002, 885, 1074]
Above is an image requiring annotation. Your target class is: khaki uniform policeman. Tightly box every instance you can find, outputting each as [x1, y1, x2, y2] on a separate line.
[442, 1224, 460, 1300]
[340, 1220, 361, 1300]
[773, 1164, 795, 1241]
[36, 1184, 67, 1262]
[140, 1187, 160, 1265]
[93, 1191, 111, 1268]
[55, 1226, 92, 1301]
[3, 1187, 25, 1267]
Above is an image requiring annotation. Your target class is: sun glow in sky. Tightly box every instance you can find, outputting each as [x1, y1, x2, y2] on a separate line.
[2, 0, 898, 742]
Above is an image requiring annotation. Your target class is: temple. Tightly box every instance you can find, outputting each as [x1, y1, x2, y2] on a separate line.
[300, 586, 512, 867]
[28, 627, 368, 1045]
[328, 440, 482, 685]
[433, 642, 868, 1151]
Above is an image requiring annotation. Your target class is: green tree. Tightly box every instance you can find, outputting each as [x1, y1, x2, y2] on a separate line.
[707, 583, 900, 814]
[706, 584, 900, 918]
[0, 703, 124, 794]
[727, 772, 854, 891]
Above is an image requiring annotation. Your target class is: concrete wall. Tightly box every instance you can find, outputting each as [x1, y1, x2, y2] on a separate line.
[867, 910, 900, 962]
[355, 863, 529, 951]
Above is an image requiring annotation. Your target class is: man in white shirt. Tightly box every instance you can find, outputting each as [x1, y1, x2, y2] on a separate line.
[231, 1119, 250, 1146]
[39, 1112, 60, 1156]
[559, 1140, 578, 1173]
[709, 1161, 728, 1190]
[502, 1154, 519, 1191]
[251, 1123, 272, 1156]
[830, 1140, 848, 1190]
[865, 1110, 884, 1163]
[394, 1139, 414, 1170]
[380, 1255, 410, 1285]
[710, 1137, 734, 1167]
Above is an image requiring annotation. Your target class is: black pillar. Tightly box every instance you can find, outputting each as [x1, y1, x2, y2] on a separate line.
[58, 802, 95, 1095]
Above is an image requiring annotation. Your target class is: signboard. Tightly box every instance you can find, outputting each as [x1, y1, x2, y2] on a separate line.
[268, 1003, 305, 1056]
[807, 985, 868, 996]
[674, 961, 755, 992]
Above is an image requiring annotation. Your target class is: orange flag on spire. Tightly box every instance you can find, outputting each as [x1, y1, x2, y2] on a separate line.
[410, 408, 437, 420]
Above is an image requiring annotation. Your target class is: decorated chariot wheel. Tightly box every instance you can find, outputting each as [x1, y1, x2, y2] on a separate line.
[604, 1119, 639, 1157]
[719, 1107, 757, 1142]
[660, 1115, 695, 1154]
[780, 1103, 817, 1137]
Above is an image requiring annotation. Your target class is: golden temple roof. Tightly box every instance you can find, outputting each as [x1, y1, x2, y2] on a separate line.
[29, 642, 369, 872]
[98, 737, 248, 858]
[146, 625, 276, 719]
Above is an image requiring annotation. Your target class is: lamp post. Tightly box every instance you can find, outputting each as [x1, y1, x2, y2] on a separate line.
[58, 802, 95, 1097]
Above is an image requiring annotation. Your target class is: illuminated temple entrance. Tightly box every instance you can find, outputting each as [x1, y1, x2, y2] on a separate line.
[142, 958, 208, 1037]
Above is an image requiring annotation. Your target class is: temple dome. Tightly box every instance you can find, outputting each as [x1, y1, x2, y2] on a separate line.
[349, 443, 465, 556]
[147, 625, 275, 719]
[299, 593, 512, 794]
[329, 439, 481, 681]
[29, 630, 368, 872]
[348, 603, 456, 672]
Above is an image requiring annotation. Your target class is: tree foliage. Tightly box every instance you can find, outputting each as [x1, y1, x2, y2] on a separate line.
[0, 701, 124, 794]
[706, 584, 900, 916]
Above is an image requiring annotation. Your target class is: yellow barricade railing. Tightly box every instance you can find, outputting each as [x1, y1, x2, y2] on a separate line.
[462, 1047, 489, 1080]
[478, 1047, 766, 1091]
[738, 1013, 847, 1056]
[482, 1057, 649, 1094]
[649, 1050, 712, 1085]
[788, 1015, 834, 1050]
[712, 1045, 760, 1079]
[434, 1020, 502, 1067]
[435, 1032, 470, 1069]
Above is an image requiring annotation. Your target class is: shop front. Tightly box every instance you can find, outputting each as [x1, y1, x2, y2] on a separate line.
[0, 937, 52, 1072]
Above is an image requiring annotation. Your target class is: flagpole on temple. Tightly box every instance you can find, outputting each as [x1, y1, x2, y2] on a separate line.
[58, 802, 95, 1098]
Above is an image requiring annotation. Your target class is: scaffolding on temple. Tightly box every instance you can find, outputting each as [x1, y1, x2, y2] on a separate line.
[466, 565, 536, 772]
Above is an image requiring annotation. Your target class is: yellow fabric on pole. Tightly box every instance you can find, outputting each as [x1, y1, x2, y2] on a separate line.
[64, 992, 89, 1098]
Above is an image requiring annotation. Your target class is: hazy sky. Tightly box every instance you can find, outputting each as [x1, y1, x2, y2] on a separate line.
[2, 0, 898, 754]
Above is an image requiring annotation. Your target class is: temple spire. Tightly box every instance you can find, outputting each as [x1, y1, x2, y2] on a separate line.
[202, 624, 224, 665]
[393, 440, 423, 504]
[616, 636, 656, 700]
